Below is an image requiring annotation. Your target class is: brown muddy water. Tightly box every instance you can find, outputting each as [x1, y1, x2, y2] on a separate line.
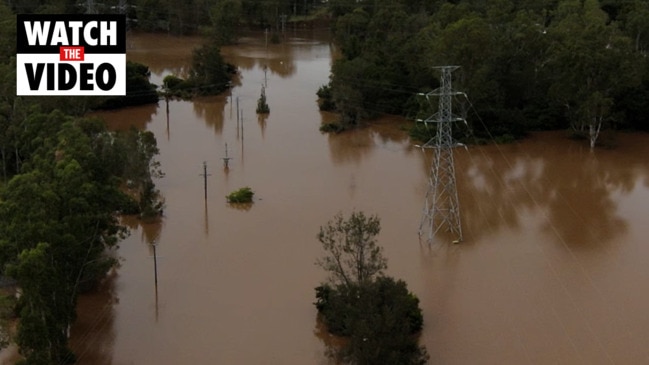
[4, 31, 649, 364]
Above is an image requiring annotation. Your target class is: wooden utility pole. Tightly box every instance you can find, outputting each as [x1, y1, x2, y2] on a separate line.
[152, 242, 158, 290]
[236, 96, 240, 128]
[199, 161, 211, 201]
[263, 65, 268, 88]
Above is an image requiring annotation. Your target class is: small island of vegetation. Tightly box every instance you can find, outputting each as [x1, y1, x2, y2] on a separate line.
[314, 211, 428, 364]
[226, 186, 254, 204]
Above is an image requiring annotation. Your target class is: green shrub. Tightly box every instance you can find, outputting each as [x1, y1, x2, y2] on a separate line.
[314, 277, 427, 364]
[318, 98, 335, 111]
[319, 122, 344, 133]
[315, 277, 423, 337]
[163, 75, 184, 90]
[316, 84, 335, 111]
[316, 84, 332, 99]
[226, 187, 254, 203]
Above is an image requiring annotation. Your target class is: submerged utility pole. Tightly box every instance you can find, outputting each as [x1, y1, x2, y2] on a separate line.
[152, 242, 158, 290]
[222, 143, 232, 169]
[236, 96, 240, 129]
[417, 66, 465, 244]
[199, 161, 211, 201]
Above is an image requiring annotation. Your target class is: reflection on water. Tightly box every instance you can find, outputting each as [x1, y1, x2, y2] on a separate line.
[452, 134, 638, 248]
[193, 95, 229, 135]
[88, 101, 158, 131]
[327, 117, 412, 165]
[67, 31, 649, 365]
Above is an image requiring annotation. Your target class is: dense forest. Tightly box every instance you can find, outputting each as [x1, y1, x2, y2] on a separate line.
[0, 2, 168, 364]
[319, 0, 649, 149]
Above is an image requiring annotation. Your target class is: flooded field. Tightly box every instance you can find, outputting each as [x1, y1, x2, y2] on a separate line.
[27, 30, 649, 364]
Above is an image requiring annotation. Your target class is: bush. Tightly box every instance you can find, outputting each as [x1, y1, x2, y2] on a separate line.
[314, 277, 427, 364]
[317, 84, 332, 99]
[315, 277, 423, 337]
[317, 84, 335, 111]
[314, 211, 428, 364]
[318, 98, 336, 111]
[320, 122, 344, 133]
[226, 187, 254, 203]
[163, 75, 184, 90]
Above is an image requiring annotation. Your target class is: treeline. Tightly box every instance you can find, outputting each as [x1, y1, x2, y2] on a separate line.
[0, 3, 168, 363]
[320, 0, 649, 147]
[0, 111, 165, 364]
[7, 0, 328, 36]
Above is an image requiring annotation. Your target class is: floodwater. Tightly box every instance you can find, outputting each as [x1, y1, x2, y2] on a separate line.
[8, 31, 649, 364]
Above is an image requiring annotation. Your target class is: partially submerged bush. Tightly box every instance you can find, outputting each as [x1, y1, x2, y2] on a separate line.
[226, 187, 254, 203]
[317, 84, 335, 111]
[320, 122, 344, 133]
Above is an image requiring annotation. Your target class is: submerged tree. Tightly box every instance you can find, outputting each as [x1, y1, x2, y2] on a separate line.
[189, 39, 235, 95]
[316, 211, 385, 288]
[314, 211, 428, 365]
[256, 86, 270, 114]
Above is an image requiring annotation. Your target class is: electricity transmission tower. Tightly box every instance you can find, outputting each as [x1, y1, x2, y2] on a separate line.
[417, 66, 465, 244]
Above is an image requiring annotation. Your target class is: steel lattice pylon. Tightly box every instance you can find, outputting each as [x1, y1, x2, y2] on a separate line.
[417, 66, 464, 244]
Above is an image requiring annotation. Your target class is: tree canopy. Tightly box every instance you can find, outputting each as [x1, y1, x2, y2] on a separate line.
[315, 212, 427, 365]
[0, 111, 163, 363]
[321, 0, 649, 147]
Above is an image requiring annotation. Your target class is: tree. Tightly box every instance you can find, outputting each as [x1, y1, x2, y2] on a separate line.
[210, 0, 242, 45]
[0, 110, 163, 364]
[316, 211, 386, 288]
[189, 39, 234, 95]
[547, 0, 640, 148]
[256, 86, 270, 114]
[314, 211, 427, 365]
